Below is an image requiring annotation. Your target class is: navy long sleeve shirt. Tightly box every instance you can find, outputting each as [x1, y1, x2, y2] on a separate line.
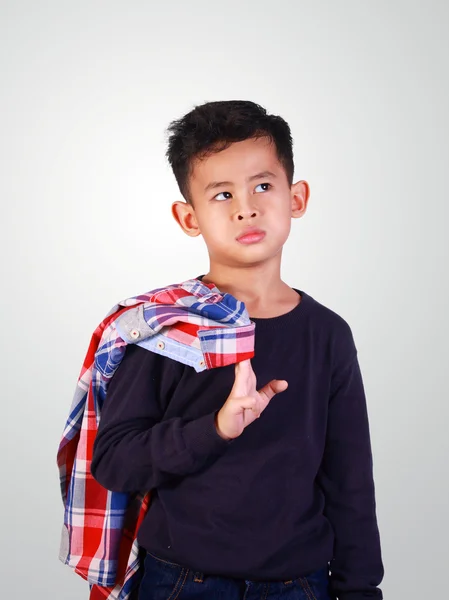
[91, 289, 384, 599]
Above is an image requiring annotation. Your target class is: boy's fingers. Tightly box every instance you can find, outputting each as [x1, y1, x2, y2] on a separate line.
[231, 359, 252, 396]
[235, 359, 251, 375]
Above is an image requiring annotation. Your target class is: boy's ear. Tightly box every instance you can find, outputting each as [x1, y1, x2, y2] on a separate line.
[171, 201, 201, 237]
[291, 180, 310, 218]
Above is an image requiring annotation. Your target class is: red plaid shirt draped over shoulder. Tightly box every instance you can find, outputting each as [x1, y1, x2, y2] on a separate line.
[57, 279, 255, 599]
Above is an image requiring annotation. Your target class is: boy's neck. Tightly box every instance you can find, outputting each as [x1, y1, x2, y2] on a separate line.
[201, 258, 300, 318]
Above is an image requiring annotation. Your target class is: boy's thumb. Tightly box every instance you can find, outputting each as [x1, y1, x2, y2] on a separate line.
[275, 379, 289, 393]
[259, 379, 288, 400]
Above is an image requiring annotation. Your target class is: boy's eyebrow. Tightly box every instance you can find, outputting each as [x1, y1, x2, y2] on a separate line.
[204, 170, 277, 193]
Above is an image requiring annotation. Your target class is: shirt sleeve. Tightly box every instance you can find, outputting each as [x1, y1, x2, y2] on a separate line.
[91, 344, 231, 493]
[317, 333, 384, 599]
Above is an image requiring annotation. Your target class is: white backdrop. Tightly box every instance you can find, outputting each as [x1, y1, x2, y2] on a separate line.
[1, 1, 448, 598]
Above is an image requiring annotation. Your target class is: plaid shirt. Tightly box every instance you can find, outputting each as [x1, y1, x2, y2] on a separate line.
[57, 278, 255, 599]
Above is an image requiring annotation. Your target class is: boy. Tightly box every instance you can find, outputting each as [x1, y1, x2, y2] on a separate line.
[91, 100, 384, 599]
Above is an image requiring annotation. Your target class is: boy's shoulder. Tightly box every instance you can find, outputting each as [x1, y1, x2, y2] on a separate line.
[302, 289, 352, 326]
[299, 289, 357, 351]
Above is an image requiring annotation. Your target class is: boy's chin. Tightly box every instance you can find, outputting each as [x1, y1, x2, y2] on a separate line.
[221, 251, 281, 268]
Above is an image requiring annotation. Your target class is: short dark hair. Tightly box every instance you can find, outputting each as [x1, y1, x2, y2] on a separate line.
[166, 100, 294, 204]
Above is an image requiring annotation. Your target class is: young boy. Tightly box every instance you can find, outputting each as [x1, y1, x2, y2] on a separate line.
[91, 100, 384, 599]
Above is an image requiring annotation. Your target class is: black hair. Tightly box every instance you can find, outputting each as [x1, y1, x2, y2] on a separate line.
[166, 100, 294, 204]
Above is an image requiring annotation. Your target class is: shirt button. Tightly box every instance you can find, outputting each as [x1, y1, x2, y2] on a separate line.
[157, 341, 165, 350]
[130, 329, 140, 339]
[199, 359, 205, 368]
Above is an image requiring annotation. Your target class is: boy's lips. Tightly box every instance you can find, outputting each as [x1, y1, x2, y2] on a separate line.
[236, 228, 266, 244]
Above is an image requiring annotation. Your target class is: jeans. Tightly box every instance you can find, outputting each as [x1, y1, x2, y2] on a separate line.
[138, 552, 335, 600]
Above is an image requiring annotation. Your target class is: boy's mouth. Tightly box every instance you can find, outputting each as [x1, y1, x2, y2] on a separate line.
[236, 228, 266, 245]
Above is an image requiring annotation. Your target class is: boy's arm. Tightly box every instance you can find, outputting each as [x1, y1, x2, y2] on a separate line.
[317, 341, 384, 599]
[91, 344, 231, 493]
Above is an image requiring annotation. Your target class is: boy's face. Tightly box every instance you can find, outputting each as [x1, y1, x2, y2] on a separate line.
[172, 137, 309, 269]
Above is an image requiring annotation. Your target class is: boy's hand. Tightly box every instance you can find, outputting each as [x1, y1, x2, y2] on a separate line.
[215, 359, 288, 440]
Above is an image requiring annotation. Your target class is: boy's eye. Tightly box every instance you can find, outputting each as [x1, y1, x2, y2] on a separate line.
[214, 183, 272, 200]
[214, 191, 232, 201]
[255, 183, 271, 193]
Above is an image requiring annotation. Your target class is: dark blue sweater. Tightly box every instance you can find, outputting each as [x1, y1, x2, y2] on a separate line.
[91, 289, 383, 599]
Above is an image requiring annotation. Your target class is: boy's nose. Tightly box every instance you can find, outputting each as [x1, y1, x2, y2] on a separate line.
[233, 196, 260, 221]
[237, 210, 257, 221]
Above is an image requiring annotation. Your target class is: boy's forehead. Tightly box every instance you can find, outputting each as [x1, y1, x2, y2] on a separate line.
[190, 137, 282, 188]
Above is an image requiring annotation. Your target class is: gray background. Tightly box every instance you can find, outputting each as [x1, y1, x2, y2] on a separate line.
[1, 1, 448, 598]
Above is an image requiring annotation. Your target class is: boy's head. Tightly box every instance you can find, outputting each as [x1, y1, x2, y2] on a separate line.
[166, 100, 309, 270]
[166, 100, 294, 205]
